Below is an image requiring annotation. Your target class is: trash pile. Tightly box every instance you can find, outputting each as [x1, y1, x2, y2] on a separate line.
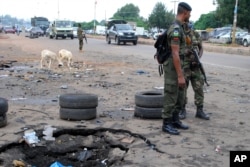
[0, 127, 158, 167]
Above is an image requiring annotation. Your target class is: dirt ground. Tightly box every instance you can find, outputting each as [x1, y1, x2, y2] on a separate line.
[0, 33, 250, 167]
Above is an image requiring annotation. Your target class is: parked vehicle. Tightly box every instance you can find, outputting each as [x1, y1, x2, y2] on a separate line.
[45, 28, 50, 37]
[73, 27, 78, 38]
[31, 16, 50, 34]
[3, 26, 15, 34]
[25, 26, 44, 38]
[242, 34, 250, 47]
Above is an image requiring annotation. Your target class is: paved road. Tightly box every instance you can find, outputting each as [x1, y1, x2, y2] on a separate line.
[84, 38, 250, 71]
[202, 52, 250, 70]
[8, 34, 249, 71]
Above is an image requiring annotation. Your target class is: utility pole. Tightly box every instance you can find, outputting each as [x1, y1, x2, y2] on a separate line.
[171, 0, 179, 16]
[57, 0, 60, 19]
[94, 0, 97, 34]
[232, 0, 238, 45]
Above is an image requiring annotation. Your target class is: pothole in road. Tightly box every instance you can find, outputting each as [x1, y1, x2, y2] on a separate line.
[0, 127, 163, 167]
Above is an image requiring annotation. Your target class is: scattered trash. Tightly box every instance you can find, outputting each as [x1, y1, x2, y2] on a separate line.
[201, 154, 207, 157]
[77, 148, 92, 161]
[60, 85, 68, 89]
[43, 125, 57, 141]
[120, 137, 134, 144]
[86, 68, 94, 71]
[101, 159, 108, 165]
[10, 97, 27, 101]
[12, 160, 25, 167]
[239, 110, 246, 113]
[215, 145, 221, 153]
[120, 107, 134, 111]
[50, 161, 72, 167]
[34, 79, 42, 82]
[74, 74, 81, 78]
[136, 70, 149, 75]
[23, 129, 39, 146]
[0, 74, 8, 78]
[154, 86, 164, 90]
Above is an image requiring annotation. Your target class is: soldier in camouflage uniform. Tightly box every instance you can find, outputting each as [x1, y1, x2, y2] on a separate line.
[161, 2, 192, 135]
[179, 21, 210, 120]
[77, 23, 84, 51]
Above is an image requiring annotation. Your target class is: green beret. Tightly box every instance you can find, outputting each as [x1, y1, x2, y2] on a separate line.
[178, 2, 192, 11]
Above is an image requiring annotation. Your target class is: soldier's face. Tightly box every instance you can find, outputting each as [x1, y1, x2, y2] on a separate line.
[184, 11, 191, 22]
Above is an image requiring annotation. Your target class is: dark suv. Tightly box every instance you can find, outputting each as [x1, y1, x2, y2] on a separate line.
[106, 20, 138, 45]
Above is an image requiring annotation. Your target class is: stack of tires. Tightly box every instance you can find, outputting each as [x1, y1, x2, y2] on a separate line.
[59, 93, 98, 121]
[0, 97, 8, 128]
[134, 90, 164, 119]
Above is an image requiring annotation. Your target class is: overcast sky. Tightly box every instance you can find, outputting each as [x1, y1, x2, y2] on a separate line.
[0, 0, 217, 22]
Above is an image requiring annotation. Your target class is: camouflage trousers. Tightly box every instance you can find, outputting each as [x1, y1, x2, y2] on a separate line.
[79, 38, 83, 50]
[183, 66, 204, 107]
[162, 58, 185, 118]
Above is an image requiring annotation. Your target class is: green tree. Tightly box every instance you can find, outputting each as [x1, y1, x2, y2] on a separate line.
[111, 3, 149, 29]
[216, 0, 250, 30]
[112, 3, 140, 21]
[194, 12, 220, 29]
[148, 2, 174, 30]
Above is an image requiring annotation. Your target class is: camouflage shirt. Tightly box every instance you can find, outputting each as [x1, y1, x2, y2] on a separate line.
[167, 19, 186, 58]
[184, 29, 202, 64]
[77, 27, 83, 40]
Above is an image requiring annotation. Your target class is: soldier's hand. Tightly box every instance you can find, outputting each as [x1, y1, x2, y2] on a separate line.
[178, 75, 186, 88]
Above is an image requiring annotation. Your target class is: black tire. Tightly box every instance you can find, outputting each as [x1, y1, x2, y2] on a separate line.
[116, 37, 120, 45]
[59, 93, 98, 109]
[135, 90, 164, 108]
[243, 40, 248, 47]
[134, 106, 162, 119]
[0, 114, 7, 128]
[0, 97, 8, 115]
[133, 41, 137, 45]
[60, 107, 96, 120]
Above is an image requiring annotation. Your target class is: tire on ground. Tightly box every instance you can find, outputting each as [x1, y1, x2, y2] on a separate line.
[134, 106, 162, 119]
[0, 114, 7, 128]
[0, 97, 8, 115]
[60, 108, 96, 120]
[135, 90, 163, 108]
[59, 93, 98, 109]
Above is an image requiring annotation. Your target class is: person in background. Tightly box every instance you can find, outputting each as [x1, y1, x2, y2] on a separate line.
[77, 23, 84, 52]
[161, 2, 192, 135]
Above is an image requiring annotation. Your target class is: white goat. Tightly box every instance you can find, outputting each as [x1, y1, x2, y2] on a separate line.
[40, 49, 57, 69]
[57, 49, 73, 70]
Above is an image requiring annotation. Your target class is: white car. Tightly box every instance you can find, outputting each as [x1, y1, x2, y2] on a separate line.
[73, 27, 78, 38]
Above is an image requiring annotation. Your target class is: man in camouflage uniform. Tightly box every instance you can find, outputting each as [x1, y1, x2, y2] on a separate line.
[179, 21, 210, 120]
[77, 23, 84, 51]
[162, 2, 191, 135]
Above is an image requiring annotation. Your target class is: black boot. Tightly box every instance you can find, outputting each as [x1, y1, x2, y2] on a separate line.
[179, 106, 187, 120]
[162, 118, 180, 135]
[195, 106, 210, 120]
[173, 113, 189, 130]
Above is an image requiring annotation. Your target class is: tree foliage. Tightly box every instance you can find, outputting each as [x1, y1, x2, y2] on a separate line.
[194, 12, 220, 29]
[112, 3, 140, 21]
[148, 2, 174, 30]
[215, 0, 250, 30]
